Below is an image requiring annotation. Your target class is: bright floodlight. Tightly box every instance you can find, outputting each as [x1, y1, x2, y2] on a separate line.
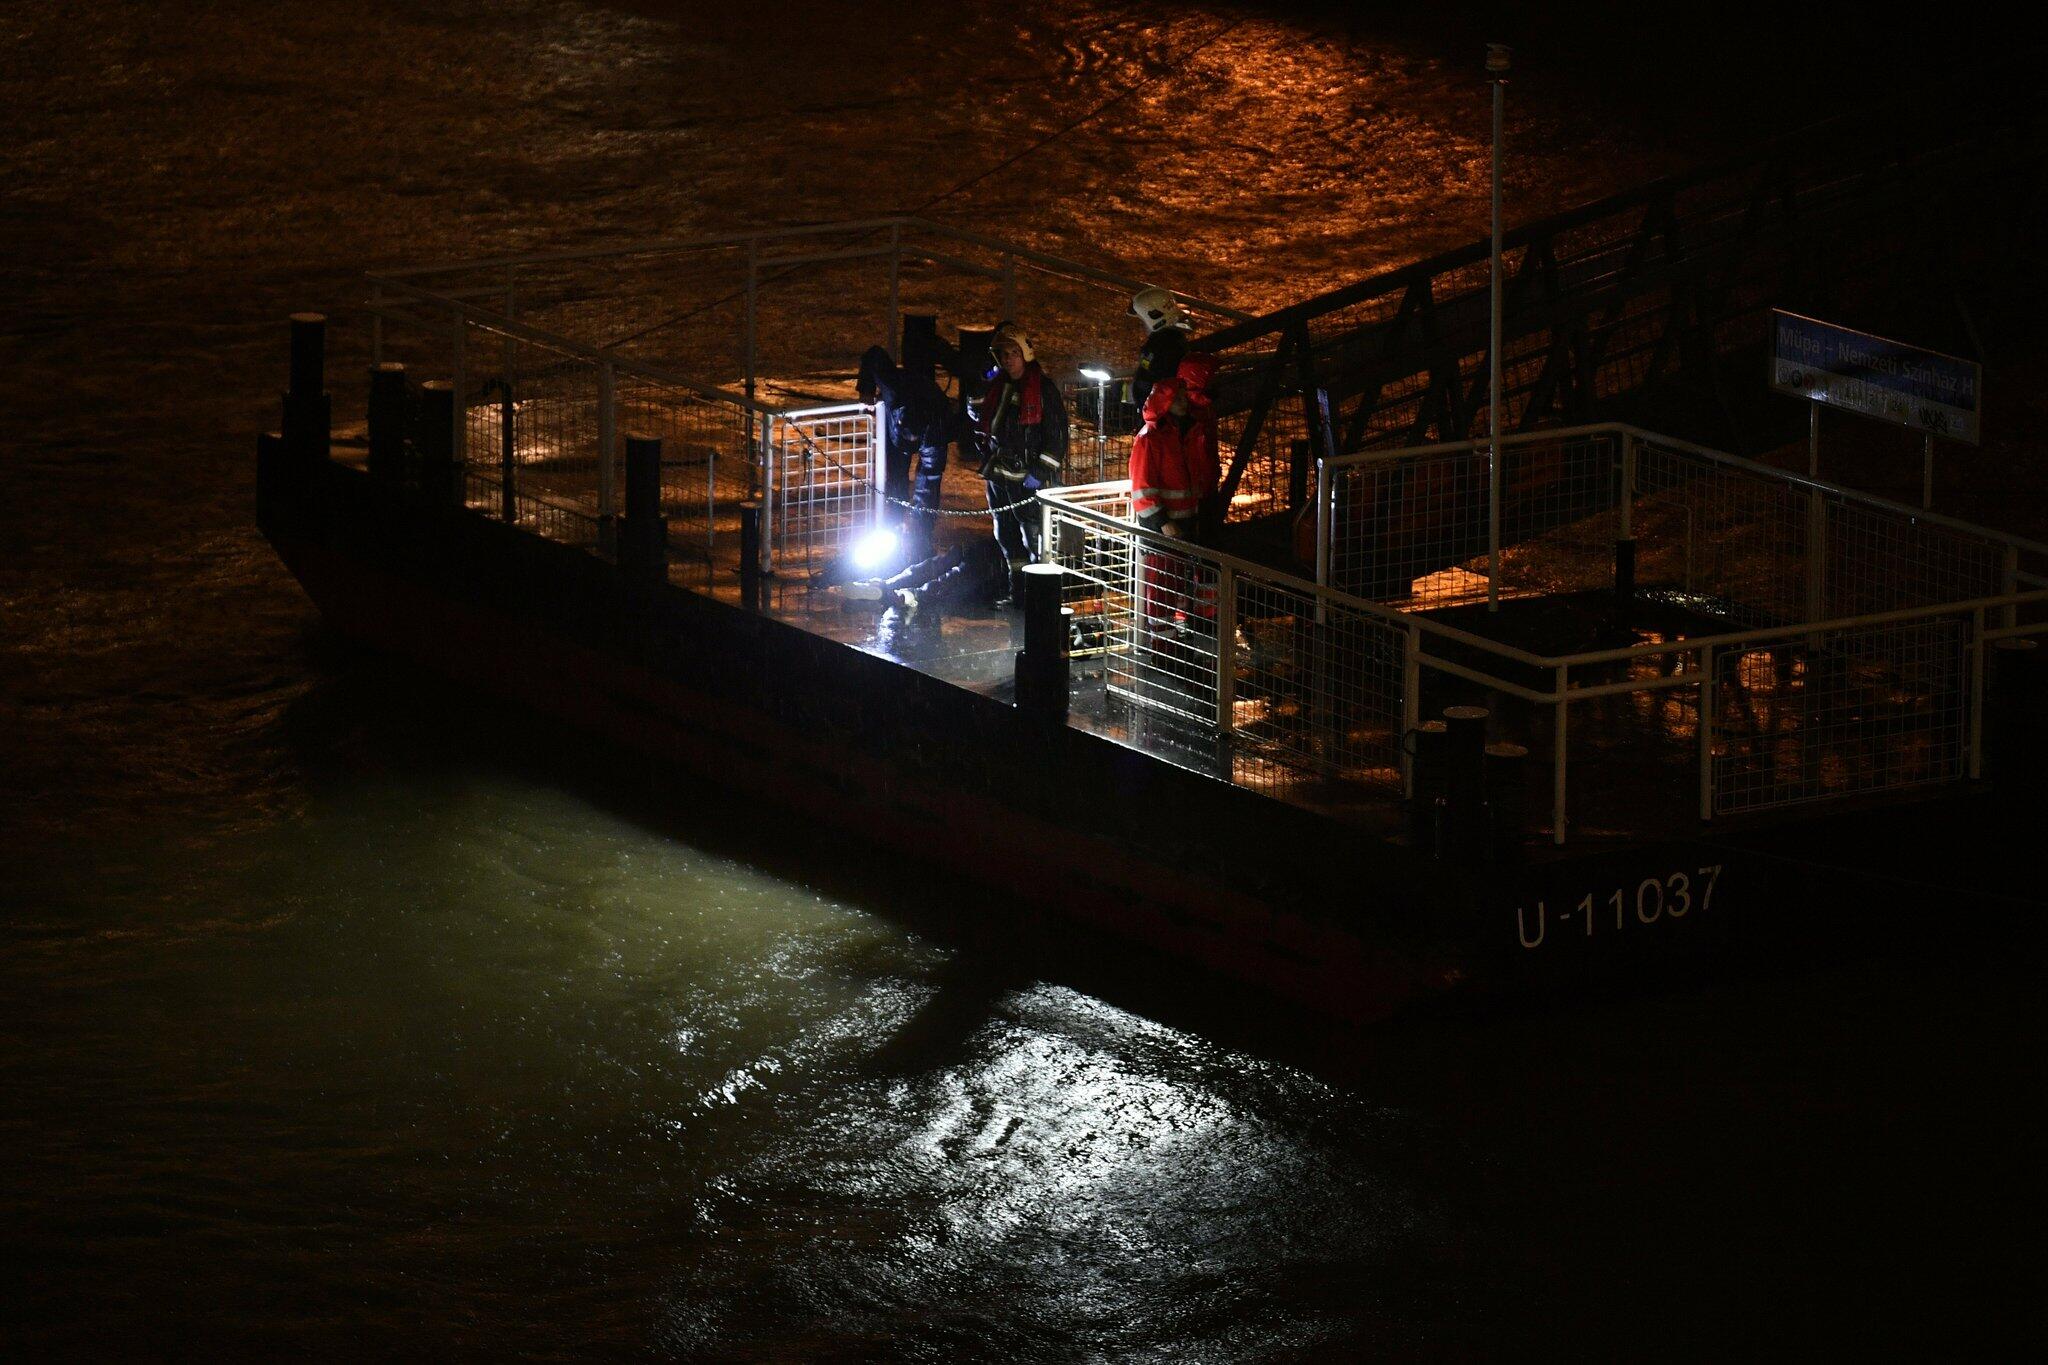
[1079, 365, 1114, 382]
[850, 526, 900, 572]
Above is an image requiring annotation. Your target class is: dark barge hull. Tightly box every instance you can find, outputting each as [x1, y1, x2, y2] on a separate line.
[257, 443, 2021, 1023]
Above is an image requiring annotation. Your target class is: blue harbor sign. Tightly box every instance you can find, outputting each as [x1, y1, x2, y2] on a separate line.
[1770, 310, 1981, 445]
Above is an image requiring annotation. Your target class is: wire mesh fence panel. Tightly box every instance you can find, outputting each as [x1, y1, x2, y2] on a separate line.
[767, 405, 876, 575]
[614, 372, 756, 586]
[460, 470, 605, 552]
[1822, 497, 2005, 618]
[459, 325, 608, 523]
[1326, 447, 1490, 605]
[1046, 493, 1406, 795]
[1633, 439, 1810, 627]
[1710, 616, 1970, 815]
[1492, 431, 1623, 596]
[1229, 577, 1406, 797]
[1219, 401, 1311, 524]
[1050, 508, 1220, 727]
[1063, 381, 1140, 487]
[1324, 432, 1625, 607]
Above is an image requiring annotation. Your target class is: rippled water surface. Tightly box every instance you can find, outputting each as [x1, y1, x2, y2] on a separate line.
[3, 2, 2040, 1356]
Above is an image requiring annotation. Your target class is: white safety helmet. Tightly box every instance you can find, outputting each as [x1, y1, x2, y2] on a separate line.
[991, 321, 1035, 364]
[1129, 286, 1187, 334]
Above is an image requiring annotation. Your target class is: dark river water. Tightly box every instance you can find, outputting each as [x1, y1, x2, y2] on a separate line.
[2, 2, 2040, 1356]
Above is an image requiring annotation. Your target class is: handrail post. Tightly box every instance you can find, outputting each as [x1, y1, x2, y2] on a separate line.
[744, 237, 758, 412]
[499, 383, 516, 522]
[706, 445, 717, 562]
[1402, 621, 1421, 797]
[759, 411, 775, 573]
[1698, 645, 1716, 821]
[597, 357, 617, 554]
[1805, 485, 1828, 635]
[1551, 664, 1568, 845]
[1618, 428, 1636, 540]
[1215, 563, 1236, 731]
[450, 312, 466, 471]
[1969, 608, 1986, 779]
[1485, 48, 1507, 615]
[2001, 544, 2019, 631]
[1315, 457, 1331, 589]
[873, 400, 889, 529]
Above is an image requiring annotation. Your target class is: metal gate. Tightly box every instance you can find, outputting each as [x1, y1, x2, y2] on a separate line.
[763, 404, 882, 574]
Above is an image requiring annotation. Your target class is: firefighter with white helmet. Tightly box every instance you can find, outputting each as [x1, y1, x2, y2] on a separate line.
[1126, 286, 1191, 409]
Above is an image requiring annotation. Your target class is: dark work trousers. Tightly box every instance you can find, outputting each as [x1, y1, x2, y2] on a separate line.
[888, 444, 946, 562]
[985, 476, 1038, 567]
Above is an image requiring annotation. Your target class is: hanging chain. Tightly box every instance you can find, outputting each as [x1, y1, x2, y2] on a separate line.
[778, 415, 1049, 517]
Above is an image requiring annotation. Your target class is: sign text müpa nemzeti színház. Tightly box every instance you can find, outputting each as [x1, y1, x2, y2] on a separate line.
[1770, 310, 1981, 445]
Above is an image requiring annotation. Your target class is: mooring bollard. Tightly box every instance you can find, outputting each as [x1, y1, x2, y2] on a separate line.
[367, 362, 408, 483]
[1406, 719, 1450, 855]
[1442, 704, 1491, 862]
[619, 433, 669, 588]
[282, 312, 330, 464]
[1613, 535, 1636, 607]
[255, 430, 288, 508]
[1016, 563, 1070, 721]
[1989, 637, 2043, 780]
[414, 380, 463, 507]
[1484, 741, 1529, 861]
[739, 501, 763, 610]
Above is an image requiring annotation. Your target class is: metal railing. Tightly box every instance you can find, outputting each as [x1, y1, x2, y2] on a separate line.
[1319, 423, 2043, 615]
[763, 404, 879, 575]
[1046, 446, 2048, 840]
[1050, 484, 1421, 801]
[350, 230, 2048, 845]
[363, 275, 774, 581]
[368, 216, 1249, 418]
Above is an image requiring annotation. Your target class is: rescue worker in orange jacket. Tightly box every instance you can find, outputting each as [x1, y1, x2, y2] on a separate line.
[1130, 352, 1220, 539]
[1130, 353, 1222, 669]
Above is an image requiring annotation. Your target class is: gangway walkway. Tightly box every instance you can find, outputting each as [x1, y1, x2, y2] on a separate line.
[1189, 64, 2048, 517]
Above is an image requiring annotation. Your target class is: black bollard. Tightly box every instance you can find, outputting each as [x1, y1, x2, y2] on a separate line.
[1406, 720, 1450, 855]
[413, 380, 463, 507]
[619, 433, 669, 588]
[1484, 741, 1530, 861]
[281, 313, 331, 464]
[739, 501, 763, 610]
[367, 362, 408, 483]
[1015, 563, 1070, 721]
[1989, 637, 2043, 781]
[1441, 705, 1491, 862]
[255, 430, 289, 509]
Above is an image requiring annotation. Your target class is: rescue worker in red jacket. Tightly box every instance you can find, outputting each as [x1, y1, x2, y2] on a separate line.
[1131, 352, 1219, 539]
[1130, 353, 1221, 669]
[1126, 286, 1191, 410]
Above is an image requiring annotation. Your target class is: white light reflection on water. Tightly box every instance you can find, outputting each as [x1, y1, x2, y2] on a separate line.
[662, 981, 1431, 1359]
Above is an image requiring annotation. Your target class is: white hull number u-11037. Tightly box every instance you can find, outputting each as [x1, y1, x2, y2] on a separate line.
[1515, 866, 1722, 950]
